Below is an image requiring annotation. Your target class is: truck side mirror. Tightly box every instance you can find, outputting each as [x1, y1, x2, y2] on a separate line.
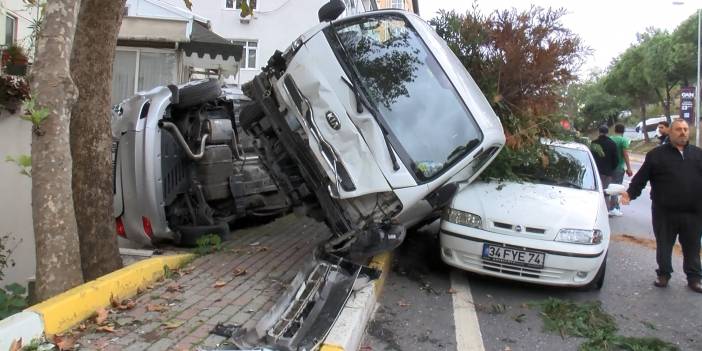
[319, 0, 345, 22]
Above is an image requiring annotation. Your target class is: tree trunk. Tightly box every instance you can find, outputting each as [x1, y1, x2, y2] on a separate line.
[30, 0, 84, 301]
[69, 0, 126, 281]
[640, 101, 649, 143]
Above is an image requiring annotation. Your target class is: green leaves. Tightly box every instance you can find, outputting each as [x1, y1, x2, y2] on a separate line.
[239, 0, 255, 18]
[533, 298, 679, 351]
[20, 95, 50, 135]
[5, 154, 32, 177]
[0, 283, 28, 320]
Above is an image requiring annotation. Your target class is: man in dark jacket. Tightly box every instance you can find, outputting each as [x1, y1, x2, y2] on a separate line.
[591, 125, 618, 210]
[622, 119, 702, 293]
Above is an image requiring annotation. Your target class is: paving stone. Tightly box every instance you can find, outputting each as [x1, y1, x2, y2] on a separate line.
[200, 334, 227, 347]
[124, 341, 151, 351]
[146, 338, 175, 351]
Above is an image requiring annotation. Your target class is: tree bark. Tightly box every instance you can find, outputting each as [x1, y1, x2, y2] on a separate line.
[69, 0, 126, 281]
[30, 0, 84, 301]
[640, 101, 649, 143]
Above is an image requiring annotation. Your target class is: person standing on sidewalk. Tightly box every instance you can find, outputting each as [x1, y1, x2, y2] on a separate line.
[591, 125, 618, 211]
[657, 121, 670, 145]
[621, 119, 702, 293]
[608, 124, 633, 216]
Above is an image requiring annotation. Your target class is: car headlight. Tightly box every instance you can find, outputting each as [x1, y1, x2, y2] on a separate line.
[444, 208, 482, 228]
[555, 229, 603, 245]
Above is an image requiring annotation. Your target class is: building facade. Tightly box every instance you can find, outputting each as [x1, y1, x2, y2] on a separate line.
[157, 0, 377, 85]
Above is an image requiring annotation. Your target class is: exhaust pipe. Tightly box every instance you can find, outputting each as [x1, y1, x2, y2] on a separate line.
[158, 121, 209, 161]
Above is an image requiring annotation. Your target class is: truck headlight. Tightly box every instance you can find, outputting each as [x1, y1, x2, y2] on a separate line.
[444, 208, 482, 229]
[555, 229, 603, 245]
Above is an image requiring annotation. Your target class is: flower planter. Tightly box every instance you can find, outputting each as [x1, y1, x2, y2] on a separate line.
[4, 64, 27, 76]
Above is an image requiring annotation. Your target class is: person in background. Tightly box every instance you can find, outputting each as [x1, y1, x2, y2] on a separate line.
[621, 119, 702, 293]
[591, 125, 618, 211]
[608, 124, 633, 216]
[657, 121, 670, 145]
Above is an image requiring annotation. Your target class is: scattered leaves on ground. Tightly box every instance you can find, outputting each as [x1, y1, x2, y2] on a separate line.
[255, 246, 270, 253]
[533, 298, 679, 351]
[397, 300, 411, 308]
[489, 303, 507, 314]
[94, 307, 109, 325]
[512, 313, 526, 323]
[96, 325, 115, 333]
[447, 288, 457, 294]
[163, 319, 185, 329]
[213, 281, 227, 288]
[233, 268, 247, 277]
[53, 334, 76, 350]
[146, 303, 168, 312]
[110, 295, 136, 310]
[166, 283, 183, 292]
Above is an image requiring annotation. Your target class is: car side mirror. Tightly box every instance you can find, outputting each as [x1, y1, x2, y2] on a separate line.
[604, 183, 626, 195]
[318, 0, 345, 22]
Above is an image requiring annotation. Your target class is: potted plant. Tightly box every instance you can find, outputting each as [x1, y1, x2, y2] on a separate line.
[1, 45, 29, 76]
[0, 75, 30, 113]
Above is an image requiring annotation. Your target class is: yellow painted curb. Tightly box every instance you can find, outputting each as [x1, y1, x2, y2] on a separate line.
[28, 254, 195, 335]
[319, 344, 345, 351]
[368, 251, 393, 298]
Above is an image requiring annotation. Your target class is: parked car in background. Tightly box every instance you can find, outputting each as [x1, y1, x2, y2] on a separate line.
[634, 116, 673, 141]
[112, 79, 287, 246]
[440, 142, 610, 290]
[240, 4, 505, 258]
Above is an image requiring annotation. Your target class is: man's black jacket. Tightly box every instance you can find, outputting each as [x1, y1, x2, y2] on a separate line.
[627, 143, 702, 212]
[592, 135, 618, 176]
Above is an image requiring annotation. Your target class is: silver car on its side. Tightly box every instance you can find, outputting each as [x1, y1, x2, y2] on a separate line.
[112, 80, 287, 246]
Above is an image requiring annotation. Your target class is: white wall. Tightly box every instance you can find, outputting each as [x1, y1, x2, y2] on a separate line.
[1, 0, 39, 49]
[0, 112, 35, 287]
[191, 0, 328, 84]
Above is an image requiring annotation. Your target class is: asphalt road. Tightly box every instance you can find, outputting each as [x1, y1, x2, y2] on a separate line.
[363, 158, 702, 351]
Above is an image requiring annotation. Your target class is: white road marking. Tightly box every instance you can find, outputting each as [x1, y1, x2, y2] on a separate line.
[450, 270, 485, 351]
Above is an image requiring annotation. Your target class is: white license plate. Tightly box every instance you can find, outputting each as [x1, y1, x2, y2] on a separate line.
[482, 244, 545, 268]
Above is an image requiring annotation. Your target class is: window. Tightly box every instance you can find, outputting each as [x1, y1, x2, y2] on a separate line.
[233, 40, 257, 69]
[4, 14, 17, 46]
[111, 49, 177, 105]
[390, 0, 403, 9]
[226, 0, 257, 9]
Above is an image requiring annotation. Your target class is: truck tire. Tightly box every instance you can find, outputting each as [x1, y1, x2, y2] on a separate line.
[172, 79, 221, 110]
[240, 102, 265, 131]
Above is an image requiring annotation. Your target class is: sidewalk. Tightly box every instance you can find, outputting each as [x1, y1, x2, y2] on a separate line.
[74, 215, 330, 351]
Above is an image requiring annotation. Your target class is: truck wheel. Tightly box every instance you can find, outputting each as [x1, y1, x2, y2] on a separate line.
[240, 102, 265, 131]
[172, 79, 221, 110]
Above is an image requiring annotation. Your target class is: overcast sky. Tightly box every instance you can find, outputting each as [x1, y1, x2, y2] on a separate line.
[419, 0, 702, 78]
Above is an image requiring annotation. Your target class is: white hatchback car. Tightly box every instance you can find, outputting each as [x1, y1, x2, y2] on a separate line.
[439, 142, 610, 290]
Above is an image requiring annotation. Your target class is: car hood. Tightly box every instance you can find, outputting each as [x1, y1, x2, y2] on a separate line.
[450, 181, 602, 241]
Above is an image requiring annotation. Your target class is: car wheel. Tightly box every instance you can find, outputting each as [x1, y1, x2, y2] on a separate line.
[175, 222, 229, 247]
[171, 79, 222, 110]
[580, 254, 607, 291]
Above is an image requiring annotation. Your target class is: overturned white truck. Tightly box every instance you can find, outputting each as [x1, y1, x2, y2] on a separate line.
[240, 3, 505, 259]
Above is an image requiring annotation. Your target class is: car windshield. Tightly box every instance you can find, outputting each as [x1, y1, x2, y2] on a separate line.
[514, 145, 597, 191]
[329, 14, 482, 181]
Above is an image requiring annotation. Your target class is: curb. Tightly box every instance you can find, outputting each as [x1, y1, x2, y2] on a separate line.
[320, 251, 393, 351]
[0, 253, 194, 349]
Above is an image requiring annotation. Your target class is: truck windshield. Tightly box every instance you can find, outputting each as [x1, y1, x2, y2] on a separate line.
[329, 14, 482, 181]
